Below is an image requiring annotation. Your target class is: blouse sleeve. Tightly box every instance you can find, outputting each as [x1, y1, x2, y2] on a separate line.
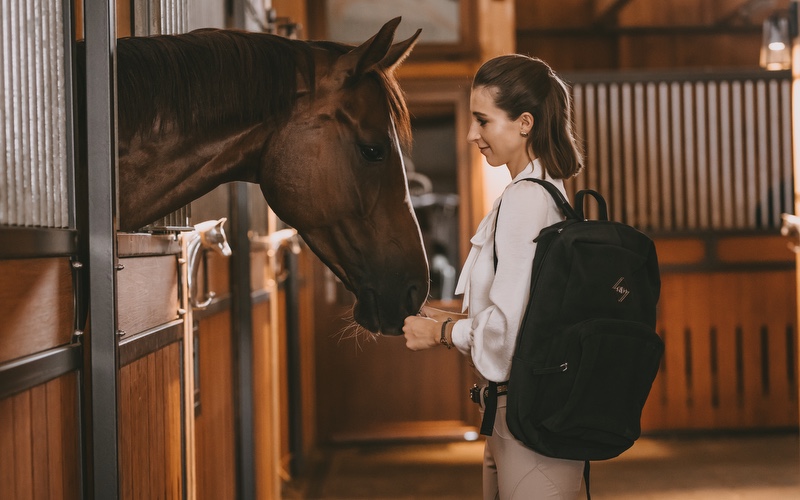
[450, 181, 557, 382]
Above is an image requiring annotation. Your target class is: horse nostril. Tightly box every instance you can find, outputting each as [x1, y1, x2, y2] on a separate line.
[406, 284, 422, 314]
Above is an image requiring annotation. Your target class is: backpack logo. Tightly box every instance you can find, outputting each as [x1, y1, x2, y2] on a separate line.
[612, 278, 630, 302]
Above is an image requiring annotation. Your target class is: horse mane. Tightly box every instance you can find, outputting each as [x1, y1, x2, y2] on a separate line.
[113, 30, 412, 149]
[115, 29, 315, 137]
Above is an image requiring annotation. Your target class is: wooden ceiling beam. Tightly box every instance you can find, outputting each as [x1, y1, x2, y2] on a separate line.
[716, 0, 778, 26]
[593, 0, 635, 27]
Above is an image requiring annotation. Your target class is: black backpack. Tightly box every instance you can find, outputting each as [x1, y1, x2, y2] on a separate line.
[495, 178, 663, 463]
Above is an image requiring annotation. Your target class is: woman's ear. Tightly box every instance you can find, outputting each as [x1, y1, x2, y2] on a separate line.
[519, 112, 534, 136]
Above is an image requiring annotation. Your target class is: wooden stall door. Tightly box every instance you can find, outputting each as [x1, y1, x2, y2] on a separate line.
[0, 258, 82, 500]
[116, 246, 189, 500]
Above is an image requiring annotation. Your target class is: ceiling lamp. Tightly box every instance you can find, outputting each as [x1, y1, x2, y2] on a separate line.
[760, 14, 792, 70]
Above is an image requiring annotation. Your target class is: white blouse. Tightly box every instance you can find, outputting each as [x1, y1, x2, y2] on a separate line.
[450, 159, 568, 382]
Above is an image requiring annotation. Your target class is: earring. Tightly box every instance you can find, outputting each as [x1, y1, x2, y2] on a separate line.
[520, 131, 529, 137]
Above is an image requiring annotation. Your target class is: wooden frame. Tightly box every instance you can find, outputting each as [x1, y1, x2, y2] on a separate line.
[306, 0, 479, 61]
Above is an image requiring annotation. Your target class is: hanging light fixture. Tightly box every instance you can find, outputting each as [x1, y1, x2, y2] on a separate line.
[760, 14, 792, 70]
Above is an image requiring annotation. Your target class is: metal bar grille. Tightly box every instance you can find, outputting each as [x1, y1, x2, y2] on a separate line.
[1, 0, 69, 228]
[569, 71, 793, 233]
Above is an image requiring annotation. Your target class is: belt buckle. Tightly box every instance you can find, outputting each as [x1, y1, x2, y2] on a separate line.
[469, 384, 482, 404]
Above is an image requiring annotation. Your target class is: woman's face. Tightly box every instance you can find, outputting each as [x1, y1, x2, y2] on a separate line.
[467, 85, 530, 176]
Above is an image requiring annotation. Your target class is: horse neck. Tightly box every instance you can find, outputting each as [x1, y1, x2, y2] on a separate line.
[117, 122, 273, 231]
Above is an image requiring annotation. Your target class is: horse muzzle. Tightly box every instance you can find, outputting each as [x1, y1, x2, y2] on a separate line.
[354, 280, 426, 335]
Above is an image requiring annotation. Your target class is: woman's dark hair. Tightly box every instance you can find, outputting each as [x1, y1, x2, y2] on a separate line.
[473, 54, 583, 179]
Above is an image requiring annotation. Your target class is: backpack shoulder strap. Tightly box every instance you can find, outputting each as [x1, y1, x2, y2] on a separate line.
[492, 178, 579, 271]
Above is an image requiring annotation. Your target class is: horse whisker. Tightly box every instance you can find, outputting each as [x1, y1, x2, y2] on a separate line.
[331, 310, 379, 352]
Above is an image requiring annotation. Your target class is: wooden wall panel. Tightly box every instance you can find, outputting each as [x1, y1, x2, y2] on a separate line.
[313, 261, 476, 443]
[298, 250, 318, 456]
[0, 374, 80, 500]
[194, 310, 237, 500]
[642, 270, 798, 432]
[0, 258, 73, 364]
[118, 342, 183, 500]
[118, 256, 180, 335]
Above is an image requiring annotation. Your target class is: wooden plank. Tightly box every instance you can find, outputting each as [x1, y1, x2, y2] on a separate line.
[167, 342, 183, 499]
[764, 271, 798, 425]
[117, 255, 179, 335]
[298, 251, 318, 455]
[195, 311, 236, 500]
[660, 274, 689, 427]
[252, 300, 277, 500]
[148, 351, 165, 499]
[59, 374, 80, 498]
[45, 378, 64, 500]
[741, 272, 768, 426]
[716, 235, 794, 264]
[686, 275, 714, 428]
[710, 272, 742, 428]
[13, 391, 33, 499]
[653, 238, 705, 266]
[30, 384, 49, 500]
[119, 364, 133, 500]
[0, 396, 15, 499]
[133, 358, 147, 499]
[0, 258, 72, 364]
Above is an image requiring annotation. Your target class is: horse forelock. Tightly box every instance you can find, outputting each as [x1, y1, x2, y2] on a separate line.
[375, 70, 413, 153]
[115, 30, 317, 137]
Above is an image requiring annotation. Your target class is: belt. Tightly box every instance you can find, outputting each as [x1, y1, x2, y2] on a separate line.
[469, 381, 509, 437]
[469, 383, 507, 403]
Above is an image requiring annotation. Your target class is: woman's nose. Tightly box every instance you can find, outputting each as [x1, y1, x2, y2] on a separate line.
[466, 123, 479, 143]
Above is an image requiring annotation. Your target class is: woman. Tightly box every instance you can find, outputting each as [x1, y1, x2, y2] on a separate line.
[402, 54, 585, 499]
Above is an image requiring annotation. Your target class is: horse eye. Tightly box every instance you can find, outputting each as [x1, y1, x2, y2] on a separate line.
[359, 144, 385, 162]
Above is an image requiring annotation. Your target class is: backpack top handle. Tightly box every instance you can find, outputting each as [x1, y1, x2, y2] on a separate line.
[573, 189, 609, 221]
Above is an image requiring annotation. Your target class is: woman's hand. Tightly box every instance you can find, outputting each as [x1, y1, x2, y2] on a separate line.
[402, 315, 439, 351]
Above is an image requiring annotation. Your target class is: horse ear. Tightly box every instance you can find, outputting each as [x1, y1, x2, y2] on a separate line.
[337, 17, 414, 79]
[379, 28, 421, 72]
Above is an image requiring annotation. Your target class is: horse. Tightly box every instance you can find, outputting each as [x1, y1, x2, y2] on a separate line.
[76, 18, 429, 335]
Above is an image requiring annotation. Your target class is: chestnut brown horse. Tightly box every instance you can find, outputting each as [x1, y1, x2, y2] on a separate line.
[77, 18, 428, 335]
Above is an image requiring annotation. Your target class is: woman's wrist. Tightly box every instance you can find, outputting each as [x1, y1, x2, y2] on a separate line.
[439, 318, 454, 349]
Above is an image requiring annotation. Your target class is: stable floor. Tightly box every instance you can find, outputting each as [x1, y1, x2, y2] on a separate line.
[285, 432, 800, 499]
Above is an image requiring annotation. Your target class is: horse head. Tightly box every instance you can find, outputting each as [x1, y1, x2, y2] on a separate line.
[261, 18, 429, 335]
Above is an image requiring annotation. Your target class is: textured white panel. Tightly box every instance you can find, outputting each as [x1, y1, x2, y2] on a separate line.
[0, 0, 69, 227]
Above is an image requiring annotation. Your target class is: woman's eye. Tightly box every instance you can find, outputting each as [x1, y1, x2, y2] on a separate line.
[359, 144, 385, 162]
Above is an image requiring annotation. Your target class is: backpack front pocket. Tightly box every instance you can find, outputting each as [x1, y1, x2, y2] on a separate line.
[540, 319, 664, 446]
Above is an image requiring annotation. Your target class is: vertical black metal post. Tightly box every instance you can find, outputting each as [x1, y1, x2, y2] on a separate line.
[84, 0, 120, 497]
[229, 182, 255, 500]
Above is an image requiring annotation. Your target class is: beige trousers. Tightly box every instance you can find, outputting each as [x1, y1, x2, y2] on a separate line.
[482, 394, 584, 500]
